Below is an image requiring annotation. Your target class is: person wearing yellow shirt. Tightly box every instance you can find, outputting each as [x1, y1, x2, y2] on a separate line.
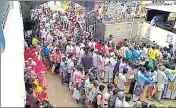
[32, 80, 43, 94]
[32, 36, 38, 46]
[148, 46, 157, 60]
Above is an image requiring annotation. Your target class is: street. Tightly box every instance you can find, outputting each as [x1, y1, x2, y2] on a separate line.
[46, 73, 83, 107]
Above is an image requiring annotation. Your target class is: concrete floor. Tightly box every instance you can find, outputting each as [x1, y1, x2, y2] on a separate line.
[46, 73, 176, 107]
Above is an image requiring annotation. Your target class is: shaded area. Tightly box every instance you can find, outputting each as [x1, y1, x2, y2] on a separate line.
[20, 1, 95, 31]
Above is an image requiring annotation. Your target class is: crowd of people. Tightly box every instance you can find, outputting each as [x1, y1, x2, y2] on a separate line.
[24, 1, 176, 108]
[95, 1, 149, 22]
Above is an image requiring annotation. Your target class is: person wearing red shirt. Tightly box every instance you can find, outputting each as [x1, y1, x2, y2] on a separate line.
[95, 40, 101, 52]
[100, 43, 106, 55]
[108, 43, 115, 53]
[118, 39, 128, 47]
[109, 46, 115, 53]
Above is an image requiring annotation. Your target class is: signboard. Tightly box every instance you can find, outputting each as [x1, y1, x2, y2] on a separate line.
[166, 34, 173, 44]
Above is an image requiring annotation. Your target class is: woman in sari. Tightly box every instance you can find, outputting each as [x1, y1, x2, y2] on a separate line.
[72, 66, 83, 103]
[133, 67, 154, 101]
[27, 88, 38, 108]
[32, 81, 47, 102]
[132, 46, 139, 63]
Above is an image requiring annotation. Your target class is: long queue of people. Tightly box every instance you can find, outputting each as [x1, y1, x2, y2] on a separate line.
[24, 2, 176, 108]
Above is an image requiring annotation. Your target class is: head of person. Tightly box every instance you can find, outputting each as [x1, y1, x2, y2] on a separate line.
[99, 85, 105, 93]
[122, 57, 126, 63]
[28, 58, 33, 63]
[92, 80, 98, 88]
[32, 83, 37, 89]
[134, 46, 138, 50]
[146, 45, 150, 49]
[155, 45, 159, 50]
[164, 63, 170, 69]
[123, 68, 128, 74]
[109, 35, 113, 39]
[146, 67, 150, 72]
[125, 94, 132, 103]
[149, 104, 156, 108]
[89, 76, 95, 83]
[85, 50, 89, 55]
[159, 65, 165, 71]
[68, 53, 73, 59]
[107, 83, 114, 91]
[56, 49, 60, 54]
[78, 66, 84, 72]
[152, 46, 155, 50]
[169, 44, 173, 49]
[142, 43, 146, 48]
[62, 57, 66, 62]
[141, 102, 148, 108]
[140, 67, 146, 73]
[113, 89, 119, 96]
[133, 101, 142, 108]
[117, 91, 125, 101]
[124, 39, 128, 44]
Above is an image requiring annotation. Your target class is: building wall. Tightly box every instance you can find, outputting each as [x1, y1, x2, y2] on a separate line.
[103, 22, 140, 43]
[102, 21, 176, 48]
[140, 22, 176, 48]
[1, 1, 25, 107]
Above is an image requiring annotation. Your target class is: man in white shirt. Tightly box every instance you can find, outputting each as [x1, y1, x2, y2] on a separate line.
[103, 83, 113, 107]
[115, 91, 125, 107]
[66, 43, 71, 54]
[84, 76, 94, 98]
[92, 50, 98, 67]
[88, 40, 93, 48]
[76, 43, 80, 57]
[155, 65, 168, 103]
[108, 55, 117, 83]
[122, 94, 132, 107]
[67, 55, 74, 74]
[117, 68, 127, 91]
[104, 55, 110, 83]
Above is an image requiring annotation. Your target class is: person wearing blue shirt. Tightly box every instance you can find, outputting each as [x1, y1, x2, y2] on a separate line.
[125, 48, 132, 60]
[42, 44, 50, 67]
[132, 47, 139, 62]
[133, 67, 154, 101]
[60, 57, 68, 84]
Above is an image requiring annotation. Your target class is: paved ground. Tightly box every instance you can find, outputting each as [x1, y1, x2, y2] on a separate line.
[46, 73, 176, 107]
[46, 73, 83, 107]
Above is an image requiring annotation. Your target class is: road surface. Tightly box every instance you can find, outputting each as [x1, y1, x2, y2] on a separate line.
[46, 73, 83, 107]
[46, 73, 176, 107]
